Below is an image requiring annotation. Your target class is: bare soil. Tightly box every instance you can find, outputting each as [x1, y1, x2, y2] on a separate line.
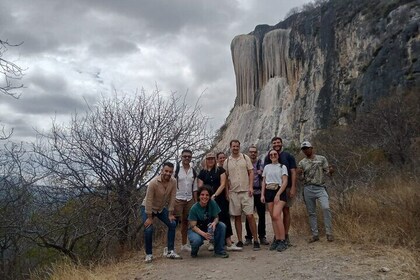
[112, 216, 419, 280]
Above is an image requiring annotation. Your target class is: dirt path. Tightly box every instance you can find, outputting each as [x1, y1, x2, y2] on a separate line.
[113, 217, 418, 280]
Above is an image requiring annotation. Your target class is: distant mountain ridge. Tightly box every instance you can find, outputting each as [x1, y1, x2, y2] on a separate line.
[214, 0, 419, 151]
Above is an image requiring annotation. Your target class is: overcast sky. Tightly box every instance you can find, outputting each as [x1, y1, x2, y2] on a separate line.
[1, 0, 311, 142]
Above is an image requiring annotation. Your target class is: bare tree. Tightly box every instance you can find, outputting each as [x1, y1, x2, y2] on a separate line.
[0, 142, 39, 280]
[312, 90, 420, 208]
[0, 39, 24, 99]
[355, 91, 420, 167]
[32, 89, 212, 260]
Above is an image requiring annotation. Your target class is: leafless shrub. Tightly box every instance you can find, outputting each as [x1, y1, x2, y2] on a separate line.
[30, 89, 212, 262]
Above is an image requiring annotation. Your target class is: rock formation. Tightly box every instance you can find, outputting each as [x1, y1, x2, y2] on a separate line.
[214, 0, 420, 152]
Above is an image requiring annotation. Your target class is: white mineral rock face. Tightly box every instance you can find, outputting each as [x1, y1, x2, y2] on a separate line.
[215, 2, 419, 153]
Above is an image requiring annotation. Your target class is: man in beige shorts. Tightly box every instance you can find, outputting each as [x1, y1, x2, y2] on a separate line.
[223, 140, 260, 250]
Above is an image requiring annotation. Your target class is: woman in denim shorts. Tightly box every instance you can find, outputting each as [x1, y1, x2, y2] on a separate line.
[261, 149, 288, 252]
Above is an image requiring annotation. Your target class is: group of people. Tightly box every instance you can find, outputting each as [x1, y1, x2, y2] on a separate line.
[140, 137, 334, 263]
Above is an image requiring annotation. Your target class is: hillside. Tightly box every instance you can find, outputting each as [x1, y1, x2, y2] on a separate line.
[214, 0, 419, 151]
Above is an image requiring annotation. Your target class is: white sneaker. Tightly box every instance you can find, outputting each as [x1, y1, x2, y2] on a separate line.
[166, 250, 182, 259]
[226, 244, 243, 251]
[144, 254, 153, 263]
[181, 244, 192, 252]
[208, 244, 214, 251]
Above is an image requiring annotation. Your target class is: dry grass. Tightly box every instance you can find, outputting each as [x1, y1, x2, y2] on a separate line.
[36, 177, 420, 279]
[293, 177, 419, 248]
[291, 176, 420, 278]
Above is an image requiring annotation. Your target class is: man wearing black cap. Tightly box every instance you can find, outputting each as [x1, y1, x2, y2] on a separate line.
[297, 141, 334, 243]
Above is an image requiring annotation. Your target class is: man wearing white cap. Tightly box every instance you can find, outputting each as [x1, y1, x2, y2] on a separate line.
[297, 141, 334, 243]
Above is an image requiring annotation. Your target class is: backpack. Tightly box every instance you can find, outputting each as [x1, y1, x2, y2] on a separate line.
[256, 159, 263, 181]
[225, 153, 247, 177]
[174, 161, 197, 191]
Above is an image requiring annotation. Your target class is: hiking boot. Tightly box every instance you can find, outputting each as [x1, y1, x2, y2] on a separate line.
[144, 254, 153, 263]
[253, 241, 261, 251]
[327, 234, 334, 242]
[226, 244, 243, 251]
[236, 241, 244, 248]
[166, 250, 182, 259]
[259, 237, 270, 245]
[276, 240, 288, 252]
[308, 236, 320, 243]
[270, 240, 279, 251]
[213, 252, 229, 258]
[244, 238, 252, 246]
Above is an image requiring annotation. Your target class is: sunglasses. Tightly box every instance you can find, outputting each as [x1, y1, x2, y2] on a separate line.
[269, 153, 278, 157]
[182, 155, 192, 158]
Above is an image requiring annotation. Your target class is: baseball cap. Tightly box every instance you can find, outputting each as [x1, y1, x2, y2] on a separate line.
[301, 141, 313, 149]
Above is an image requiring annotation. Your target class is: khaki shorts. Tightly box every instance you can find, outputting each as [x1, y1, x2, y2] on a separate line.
[229, 191, 254, 216]
[174, 199, 195, 222]
[285, 188, 295, 207]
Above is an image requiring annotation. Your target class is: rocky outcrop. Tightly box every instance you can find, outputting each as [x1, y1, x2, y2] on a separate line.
[215, 0, 420, 152]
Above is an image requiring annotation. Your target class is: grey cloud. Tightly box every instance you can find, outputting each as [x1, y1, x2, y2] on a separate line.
[10, 93, 87, 115]
[1, 0, 241, 57]
[2, 117, 36, 140]
[28, 71, 69, 94]
[5, 70, 89, 115]
[88, 39, 140, 56]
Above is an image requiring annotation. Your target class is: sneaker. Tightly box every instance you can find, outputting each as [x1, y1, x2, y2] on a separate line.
[213, 252, 229, 258]
[144, 254, 153, 263]
[181, 244, 192, 252]
[327, 234, 334, 242]
[226, 244, 243, 251]
[308, 236, 320, 243]
[259, 237, 270, 245]
[162, 247, 168, 256]
[253, 241, 261, 251]
[208, 243, 214, 251]
[166, 250, 182, 259]
[244, 238, 252, 246]
[236, 241, 244, 247]
[276, 240, 287, 252]
[270, 240, 279, 251]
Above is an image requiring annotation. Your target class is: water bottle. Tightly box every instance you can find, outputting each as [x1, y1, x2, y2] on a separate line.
[207, 223, 214, 241]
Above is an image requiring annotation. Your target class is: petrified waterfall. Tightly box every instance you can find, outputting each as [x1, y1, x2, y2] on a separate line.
[215, 1, 419, 153]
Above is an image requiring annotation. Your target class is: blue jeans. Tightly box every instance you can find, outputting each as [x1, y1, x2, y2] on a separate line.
[140, 206, 177, 255]
[188, 222, 226, 255]
[303, 185, 333, 236]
